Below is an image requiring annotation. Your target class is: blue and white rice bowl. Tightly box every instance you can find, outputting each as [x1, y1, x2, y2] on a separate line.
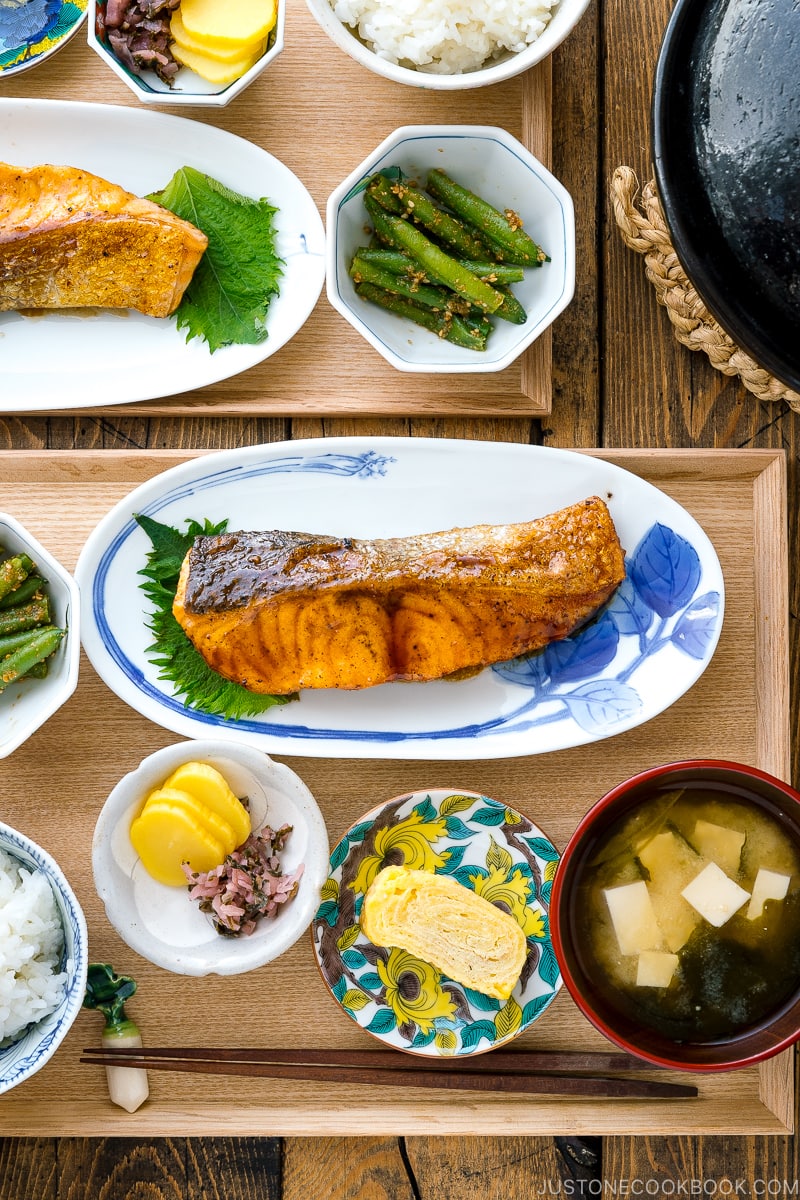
[0, 822, 88, 1096]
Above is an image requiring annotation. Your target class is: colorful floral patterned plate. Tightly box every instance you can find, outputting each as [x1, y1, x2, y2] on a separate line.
[0, 0, 86, 77]
[311, 789, 562, 1057]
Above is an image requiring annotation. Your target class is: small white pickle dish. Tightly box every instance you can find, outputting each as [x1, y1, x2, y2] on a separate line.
[304, 0, 591, 91]
[92, 739, 330, 977]
[326, 124, 575, 374]
[87, 0, 285, 107]
[0, 821, 89, 1096]
[0, 513, 80, 759]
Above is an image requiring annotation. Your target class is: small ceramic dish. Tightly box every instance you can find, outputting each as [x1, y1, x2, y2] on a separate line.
[326, 125, 575, 373]
[92, 740, 330, 976]
[304, 0, 591, 90]
[312, 788, 562, 1056]
[0, 0, 87, 78]
[0, 513, 80, 760]
[0, 821, 88, 1096]
[87, 0, 285, 106]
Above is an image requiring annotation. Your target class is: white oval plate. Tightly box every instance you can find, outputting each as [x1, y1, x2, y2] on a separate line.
[75, 437, 725, 761]
[0, 99, 325, 412]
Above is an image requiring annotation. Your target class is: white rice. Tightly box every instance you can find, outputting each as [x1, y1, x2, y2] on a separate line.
[331, 0, 560, 74]
[0, 847, 67, 1045]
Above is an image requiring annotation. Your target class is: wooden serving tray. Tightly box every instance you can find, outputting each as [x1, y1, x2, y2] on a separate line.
[0, 447, 791, 1135]
[7, 2, 552, 417]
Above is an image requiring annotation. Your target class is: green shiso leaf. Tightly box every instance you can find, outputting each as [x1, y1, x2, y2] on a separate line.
[135, 514, 294, 721]
[148, 166, 284, 353]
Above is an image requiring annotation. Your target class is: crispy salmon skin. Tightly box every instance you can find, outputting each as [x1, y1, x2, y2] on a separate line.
[172, 497, 626, 694]
[0, 162, 208, 317]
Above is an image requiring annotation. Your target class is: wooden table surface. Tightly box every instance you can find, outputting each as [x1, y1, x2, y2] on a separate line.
[2, 0, 799, 1195]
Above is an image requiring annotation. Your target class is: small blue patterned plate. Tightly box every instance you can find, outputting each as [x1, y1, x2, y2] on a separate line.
[311, 789, 562, 1058]
[0, 0, 87, 77]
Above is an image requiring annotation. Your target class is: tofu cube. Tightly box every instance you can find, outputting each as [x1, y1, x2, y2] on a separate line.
[681, 862, 750, 927]
[746, 867, 791, 921]
[636, 950, 680, 988]
[692, 819, 746, 875]
[637, 829, 703, 952]
[603, 880, 664, 955]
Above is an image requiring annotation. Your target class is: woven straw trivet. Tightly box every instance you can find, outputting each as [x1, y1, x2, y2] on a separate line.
[611, 165, 800, 413]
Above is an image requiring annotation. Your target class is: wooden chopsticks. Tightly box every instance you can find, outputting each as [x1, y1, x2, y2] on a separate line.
[80, 1046, 698, 1100]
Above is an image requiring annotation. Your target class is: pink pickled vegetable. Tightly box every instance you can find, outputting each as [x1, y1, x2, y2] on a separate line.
[183, 824, 304, 936]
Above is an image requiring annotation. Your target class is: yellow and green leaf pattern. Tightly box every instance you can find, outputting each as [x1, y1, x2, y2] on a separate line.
[312, 789, 562, 1057]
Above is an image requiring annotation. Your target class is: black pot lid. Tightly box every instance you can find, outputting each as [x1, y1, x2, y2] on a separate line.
[652, 0, 800, 393]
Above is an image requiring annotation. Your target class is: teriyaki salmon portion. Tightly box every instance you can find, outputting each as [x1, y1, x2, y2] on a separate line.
[171, 496, 626, 694]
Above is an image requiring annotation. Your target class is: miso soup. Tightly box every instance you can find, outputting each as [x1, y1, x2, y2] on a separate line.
[576, 785, 800, 1043]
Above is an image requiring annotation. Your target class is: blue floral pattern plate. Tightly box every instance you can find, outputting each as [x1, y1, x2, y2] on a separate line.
[76, 436, 725, 760]
[0, 0, 86, 77]
[311, 789, 561, 1058]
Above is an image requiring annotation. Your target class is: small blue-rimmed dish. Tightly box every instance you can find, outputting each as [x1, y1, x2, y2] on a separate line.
[0, 0, 87, 77]
[312, 788, 562, 1057]
[326, 125, 575, 373]
[87, 0, 285, 106]
[0, 820, 88, 1096]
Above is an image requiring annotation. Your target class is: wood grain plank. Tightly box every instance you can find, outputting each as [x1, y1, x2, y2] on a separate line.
[404, 1136, 570, 1198]
[56, 1137, 186, 1199]
[546, 0, 601, 450]
[283, 1138, 416, 1200]
[186, 1139, 282, 1200]
[0, 1139, 55, 1200]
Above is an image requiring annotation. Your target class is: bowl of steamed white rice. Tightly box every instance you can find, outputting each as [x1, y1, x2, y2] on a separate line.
[304, 0, 591, 89]
[0, 822, 88, 1095]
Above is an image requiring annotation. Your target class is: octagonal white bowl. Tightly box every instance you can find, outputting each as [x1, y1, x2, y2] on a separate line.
[326, 125, 575, 373]
[0, 514, 80, 759]
[92, 739, 330, 976]
[305, 0, 591, 90]
[88, 0, 285, 106]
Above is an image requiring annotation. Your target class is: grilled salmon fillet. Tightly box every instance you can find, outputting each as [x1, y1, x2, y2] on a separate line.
[172, 497, 626, 694]
[0, 162, 208, 317]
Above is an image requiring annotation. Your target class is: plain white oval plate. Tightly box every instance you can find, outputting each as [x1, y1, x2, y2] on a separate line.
[0, 99, 325, 412]
[75, 437, 725, 761]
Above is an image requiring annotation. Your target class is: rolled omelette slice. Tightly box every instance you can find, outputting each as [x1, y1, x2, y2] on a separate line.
[360, 864, 528, 1000]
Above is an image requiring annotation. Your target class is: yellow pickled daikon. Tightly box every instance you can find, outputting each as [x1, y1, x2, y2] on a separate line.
[171, 0, 277, 85]
[130, 762, 251, 887]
